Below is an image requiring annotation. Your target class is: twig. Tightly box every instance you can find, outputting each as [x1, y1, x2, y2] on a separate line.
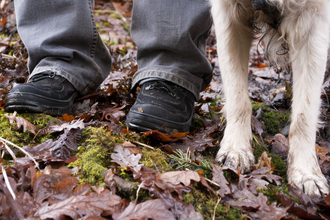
[205, 178, 220, 188]
[135, 180, 145, 203]
[0, 137, 39, 169]
[3, 143, 17, 162]
[133, 141, 154, 150]
[1, 165, 16, 200]
[212, 197, 221, 220]
[1, 54, 16, 60]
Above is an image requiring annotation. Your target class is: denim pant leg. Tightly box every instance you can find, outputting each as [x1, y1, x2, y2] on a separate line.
[14, 0, 112, 96]
[131, 0, 213, 100]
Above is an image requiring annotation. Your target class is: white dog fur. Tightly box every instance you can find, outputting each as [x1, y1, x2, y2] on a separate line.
[209, 0, 330, 196]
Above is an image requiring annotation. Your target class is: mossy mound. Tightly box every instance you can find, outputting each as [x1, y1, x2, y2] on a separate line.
[140, 147, 172, 173]
[252, 102, 290, 135]
[0, 110, 55, 146]
[69, 127, 117, 185]
[184, 183, 247, 220]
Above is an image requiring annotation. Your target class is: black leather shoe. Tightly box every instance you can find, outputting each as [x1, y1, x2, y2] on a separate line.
[5, 70, 78, 116]
[125, 80, 195, 135]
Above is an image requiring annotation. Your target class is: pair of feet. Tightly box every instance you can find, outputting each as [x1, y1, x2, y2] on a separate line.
[4, 71, 195, 135]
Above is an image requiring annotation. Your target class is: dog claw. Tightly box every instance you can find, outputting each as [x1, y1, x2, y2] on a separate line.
[216, 149, 254, 173]
[289, 172, 330, 197]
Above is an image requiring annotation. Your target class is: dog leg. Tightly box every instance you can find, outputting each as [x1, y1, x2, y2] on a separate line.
[210, 0, 255, 173]
[284, 3, 330, 196]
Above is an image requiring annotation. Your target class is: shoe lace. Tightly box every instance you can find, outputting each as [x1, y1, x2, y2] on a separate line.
[145, 80, 179, 98]
[29, 70, 56, 82]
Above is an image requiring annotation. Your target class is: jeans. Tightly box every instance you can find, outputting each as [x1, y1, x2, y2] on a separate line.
[14, 0, 213, 99]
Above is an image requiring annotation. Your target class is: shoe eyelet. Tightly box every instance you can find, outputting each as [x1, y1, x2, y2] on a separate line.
[49, 72, 56, 78]
[170, 93, 177, 98]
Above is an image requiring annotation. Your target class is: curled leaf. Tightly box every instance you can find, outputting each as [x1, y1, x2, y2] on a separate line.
[5, 115, 37, 133]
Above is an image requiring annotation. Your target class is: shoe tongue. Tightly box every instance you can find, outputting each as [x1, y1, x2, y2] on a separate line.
[29, 71, 56, 82]
[144, 80, 179, 98]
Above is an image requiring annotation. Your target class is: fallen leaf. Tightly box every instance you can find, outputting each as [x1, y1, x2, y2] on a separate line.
[122, 141, 141, 155]
[251, 115, 264, 137]
[112, 199, 175, 220]
[142, 130, 189, 142]
[112, 2, 133, 17]
[81, 216, 107, 220]
[211, 163, 231, 198]
[225, 184, 289, 219]
[41, 119, 85, 134]
[47, 177, 79, 204]
[266, 134, 289, 157]
[162, 118, 224, 153]
[102, 105, 126, 124]
[1, 18, 7, 27]
[252, 151, 275, 173]
[0, 177, 39, 219]
[111, 145, 143, 172]
[239, 167, 282, 194]
[5, 115, 37, 133]
[112, 146, 200, 218]
[50, 128, 81, 159]
[315, 144, 330, 174]
[159, 170, 200, 187]
[35, 189, 122, 219]
[58, 113, 75, 122]
[22, 128, 81, 161]
[274, 189, 322, 219]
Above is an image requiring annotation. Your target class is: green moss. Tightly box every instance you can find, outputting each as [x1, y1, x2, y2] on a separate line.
[183, 184, 247, 220]
[140, 148, 171, 173]
[258, 185, 283, 205]
[253, 139, 265, 162]
[252, 102, 267, 112]
[191, 116, 204, 129]
[269, 153, 287, 181]
[253, 139, 287, 180]
[262, 111, 290, 135]
[19, 113, 58, 130]
[69, 127, 117, 185]
[0, 110, 55, 146]
[252, 102, 290, 135]
[257, 184, 300, 206]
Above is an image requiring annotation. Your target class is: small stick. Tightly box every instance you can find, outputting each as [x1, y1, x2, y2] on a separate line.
[0, 137, 39, 169]
[135, 180, 145, 203]
[133, 141, 154, 150]
[212, 197, 221, 220]
[2, 165, 16, 200]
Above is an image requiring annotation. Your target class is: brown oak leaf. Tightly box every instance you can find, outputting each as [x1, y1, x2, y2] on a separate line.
[5, 115, 37, 133]
[252, 151, 275, 173]
[112, 199, 175, 220]
[158, 170, 200, 187]
[111, 145, 143, 173]
[211, 163, 231, 198]
[35, 189, 121, 219]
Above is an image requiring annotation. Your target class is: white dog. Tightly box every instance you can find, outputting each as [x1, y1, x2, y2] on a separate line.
[209, 0, 330, 196]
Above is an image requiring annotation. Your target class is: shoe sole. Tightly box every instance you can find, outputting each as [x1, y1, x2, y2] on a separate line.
[4, 92, 77, 116]
[126, 110, 192, 135]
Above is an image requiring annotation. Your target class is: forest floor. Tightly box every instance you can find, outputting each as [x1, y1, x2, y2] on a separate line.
[1, 1, 330, 219]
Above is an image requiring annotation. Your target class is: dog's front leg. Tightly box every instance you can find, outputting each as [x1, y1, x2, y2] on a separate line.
[210, 0, 255, 173]
[285, 3, 330, 196]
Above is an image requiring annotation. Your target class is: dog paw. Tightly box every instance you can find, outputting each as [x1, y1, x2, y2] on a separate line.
[216, 149, 254, 173]
[288, 171, 330, 197]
